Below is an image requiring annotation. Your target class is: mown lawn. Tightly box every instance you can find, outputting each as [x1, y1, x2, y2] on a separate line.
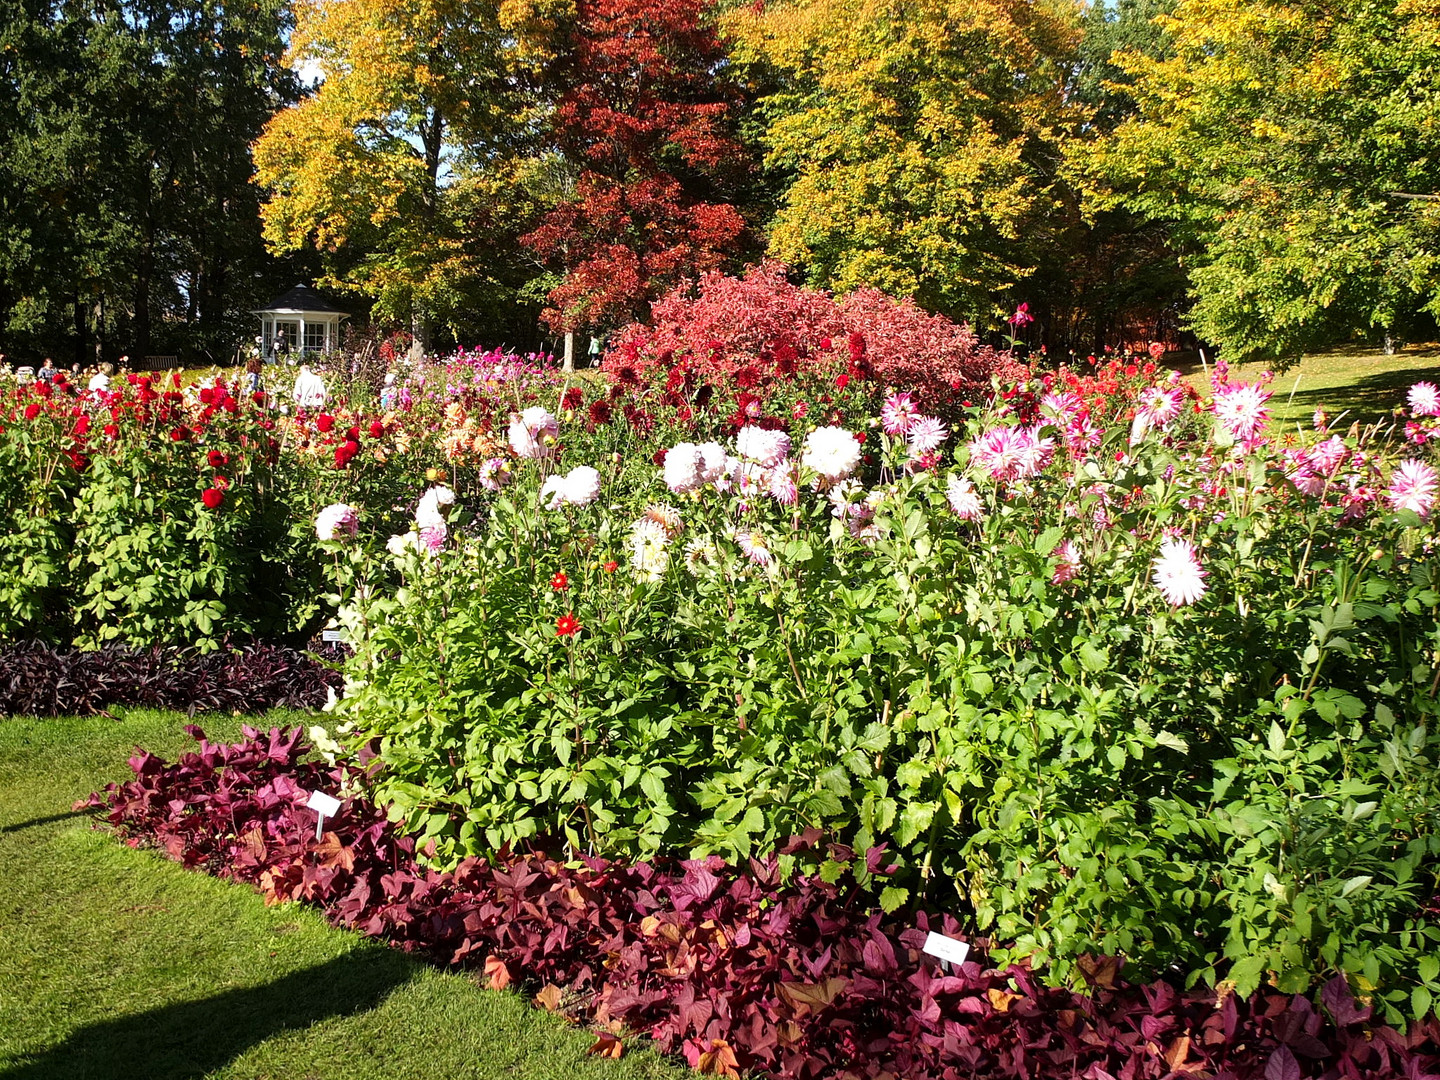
[0, 710, 688, 1080]
[1171, 342, 1440, 426]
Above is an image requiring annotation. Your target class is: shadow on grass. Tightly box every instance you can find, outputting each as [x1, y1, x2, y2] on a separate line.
[1287, 364, 1440, 425]
[0, 945, 416, 1080]
[0, 810, 86, 835]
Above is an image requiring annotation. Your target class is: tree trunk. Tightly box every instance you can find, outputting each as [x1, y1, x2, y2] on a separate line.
[409, 305, 430, 361]
[563, 331, 574, 371]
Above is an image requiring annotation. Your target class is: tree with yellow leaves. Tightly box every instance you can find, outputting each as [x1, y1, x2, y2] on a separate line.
[1072, 0, 1440, 364]
[252, 0, 523, 351]
[725, 0, 1086, 325]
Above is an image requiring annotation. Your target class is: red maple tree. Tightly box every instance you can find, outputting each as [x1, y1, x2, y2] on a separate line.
[520, 0, 751, 331]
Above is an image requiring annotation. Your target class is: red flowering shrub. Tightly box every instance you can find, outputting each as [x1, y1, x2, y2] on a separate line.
[85, 726, 1440, 1080]
[602, 262, 1022, 419]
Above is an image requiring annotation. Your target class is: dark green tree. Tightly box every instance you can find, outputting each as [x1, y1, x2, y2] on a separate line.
[0, 0, 302, 365]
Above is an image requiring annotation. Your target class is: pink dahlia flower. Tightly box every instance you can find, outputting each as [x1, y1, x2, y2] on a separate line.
[1387, 459, 1438, 518]
[1151, 537, 1207, 607]
[314, 502, 359, 542]
[1408, 382, 1440, 418]
[881, 392, 920, 436]
[945, 474, 984, 520]
[1051, 540, 1081, 585]
[906, 415, 948, 454]
[1213, 383, 1271, 441]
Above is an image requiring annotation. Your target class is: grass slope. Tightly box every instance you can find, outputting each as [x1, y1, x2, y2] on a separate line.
[0, 711, 688, 1080]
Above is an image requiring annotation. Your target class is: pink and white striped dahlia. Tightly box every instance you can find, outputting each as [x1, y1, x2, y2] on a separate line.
[734, 529, 774, 567]
[1151, 537, 1207, 607]
[969, 426, 1032, 482]
[767, 460, 799, 506]
[945, 474, 984, 520]
[1041, 390, 1083, 421]
[1408, 381, 1440, 418]
[1138, 385, 1185, 429]
[1051, 540, 1081, 585]
[881, 392, 920, 436]
[1212, 383, 1272, 441]
[906, 415, 948, 454]
[1387, 459, 1438, 518]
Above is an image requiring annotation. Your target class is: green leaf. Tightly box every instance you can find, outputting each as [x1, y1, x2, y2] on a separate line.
[1340, 874, 1372, 898]
[879, 885, 910, 914]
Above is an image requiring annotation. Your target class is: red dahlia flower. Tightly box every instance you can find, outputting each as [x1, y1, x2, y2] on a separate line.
[551, 571, 569, 591]
[201, 487, 224, 509]
[555, 612, 580, 637]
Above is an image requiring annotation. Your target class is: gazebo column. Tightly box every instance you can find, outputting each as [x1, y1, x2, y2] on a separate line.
[298, 316, 307, 355]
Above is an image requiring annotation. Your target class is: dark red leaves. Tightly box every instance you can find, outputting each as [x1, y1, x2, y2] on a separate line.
[0, 642, 341, 717]
[85, 728, 1440, 1080]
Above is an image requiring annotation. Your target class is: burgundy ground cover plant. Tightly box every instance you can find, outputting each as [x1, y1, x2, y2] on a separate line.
[0, 642, 341, 717]
[85, 726, 1440, 1080]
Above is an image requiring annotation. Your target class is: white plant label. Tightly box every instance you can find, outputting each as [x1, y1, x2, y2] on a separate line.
[321, 630, 344, 643]
[922, 931, 971, 970]
[306, 789, 342, 839]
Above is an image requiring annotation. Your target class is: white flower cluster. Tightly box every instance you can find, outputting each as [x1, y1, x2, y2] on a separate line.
[801, 426, 862, 482]
[314, 502, 359, 542]
[663, 441, 728, 494]
[508, 406, 560, 459]
[540, 465, 602, 510]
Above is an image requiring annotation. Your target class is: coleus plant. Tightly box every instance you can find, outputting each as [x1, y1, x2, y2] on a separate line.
[84, 726, 1440, 1080]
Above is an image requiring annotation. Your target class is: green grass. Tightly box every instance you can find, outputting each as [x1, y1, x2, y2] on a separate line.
[0, 710, 689, 1080]
[1171, 342, 1440, 426]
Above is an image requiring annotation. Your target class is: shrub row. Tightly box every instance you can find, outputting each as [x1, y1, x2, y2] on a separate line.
[0, 642, 341, 718]
[84, 726, 1440, 1080]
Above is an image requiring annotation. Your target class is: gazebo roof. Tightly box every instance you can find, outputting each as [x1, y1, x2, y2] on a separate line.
[254, 284, 348, 316]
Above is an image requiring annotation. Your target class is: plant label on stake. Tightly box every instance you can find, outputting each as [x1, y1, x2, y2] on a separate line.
[306, 790, 342, 840]
[922, 931, 970, 973]
[321, 630, 344, 643]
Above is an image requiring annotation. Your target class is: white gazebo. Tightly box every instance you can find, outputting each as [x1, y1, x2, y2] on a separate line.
[254, 284, 349, 357]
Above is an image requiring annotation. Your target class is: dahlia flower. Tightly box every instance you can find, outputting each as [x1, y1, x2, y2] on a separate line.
[314, 503, 359, 542]
[1151, 537, 1207, 607]
[906, 416, 948, 454]
[1386, 459, 1438, 518]
[629, 518, 669, 580]
[508, 406, 559, 459]
[801, 426, 862, 481]
[1213, 383, 1271, 441]
[663, 443, 705, 493]
[1408, 381, 1440, 418]
[881, 393, 919, 436]
[418, 521, 447, 553]
[767, 461, 799, 506]
[736, 425, 791, 467]
[697, 442, 728, 484]
[683, 538, 720, 578]
[734, 529, 774, 567]
[478, 458, 512, 491]
[542, 466, 601, 509]
[1138, 386, 1184, 428]
[969, 425, 1049, 482]
[946, 475, 984, 521]
[1051, 540, 1082, 585]
[386, 531, 420, 556]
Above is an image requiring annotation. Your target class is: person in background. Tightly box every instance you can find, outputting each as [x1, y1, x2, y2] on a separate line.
[380, 369, 398, 410]
[292, 362, 327, 410]
[246, 350, 264, 396]
[37, 358, 56, 383]
[87, 362, 113, 395]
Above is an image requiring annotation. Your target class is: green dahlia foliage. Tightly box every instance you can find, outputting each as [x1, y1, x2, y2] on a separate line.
[325, 365, 1440, 1008]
